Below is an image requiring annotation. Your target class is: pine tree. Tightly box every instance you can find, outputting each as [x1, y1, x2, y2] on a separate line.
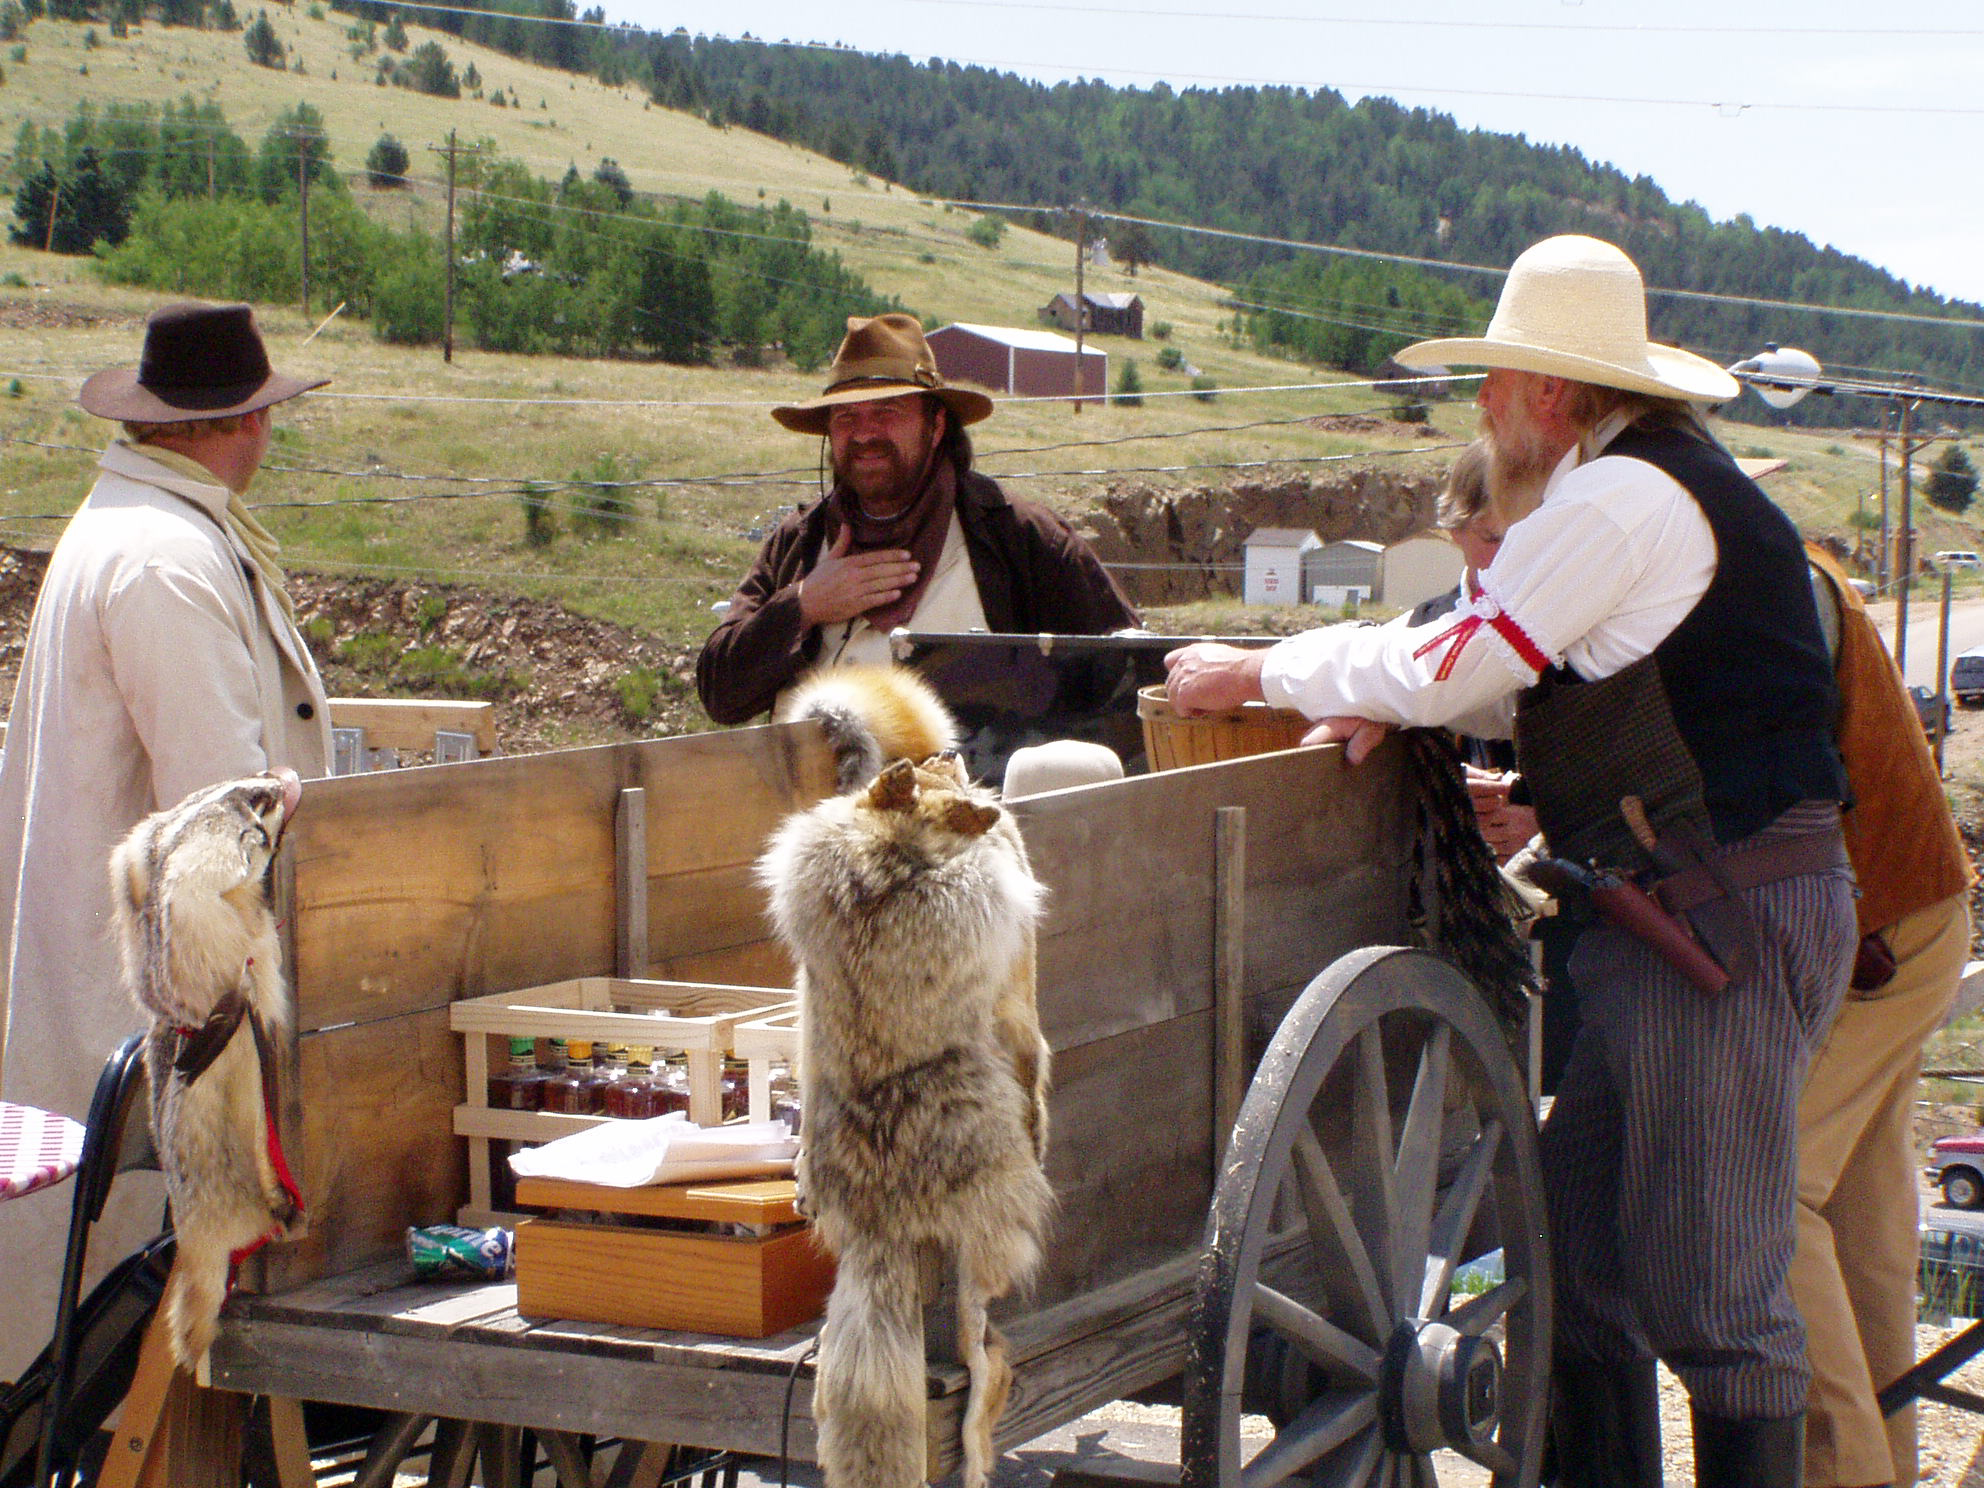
[365, 133, 409, 187]
[243, 9, 283, 67]
[1927, 444, 1980, 516]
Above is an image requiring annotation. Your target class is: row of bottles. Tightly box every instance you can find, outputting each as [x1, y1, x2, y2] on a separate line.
[487, 1036, 799, 1129]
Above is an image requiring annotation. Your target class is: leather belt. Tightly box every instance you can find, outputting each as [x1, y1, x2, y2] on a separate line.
[1649, 828, 1851, 916]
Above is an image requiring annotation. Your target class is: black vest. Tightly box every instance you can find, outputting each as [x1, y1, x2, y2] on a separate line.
[1513, 425, 1846, 868]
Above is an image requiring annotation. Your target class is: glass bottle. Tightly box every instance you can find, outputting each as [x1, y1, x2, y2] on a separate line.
[651, 1053, 692, 1118]
[605, 1046, 661, 1119]
[541, 1039, 593, 1115]
[486, 1035, 544, 1111]
[720, 1058, 750, 1122]
[769, 1061, 802, 1135]
[591, 1042, 630, 1113]
[542, 1038, 570, 1077]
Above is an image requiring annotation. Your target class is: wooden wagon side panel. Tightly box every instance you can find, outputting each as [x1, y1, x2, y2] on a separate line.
[262, 725, 833, 1290]
[1011, 741, 1418, 1307]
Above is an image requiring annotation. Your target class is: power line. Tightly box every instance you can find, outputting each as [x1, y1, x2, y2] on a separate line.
[943, 197, 1984, 331]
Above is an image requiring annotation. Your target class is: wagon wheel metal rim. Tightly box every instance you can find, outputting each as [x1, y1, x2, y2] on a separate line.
[1182, 946, 1551, 1488]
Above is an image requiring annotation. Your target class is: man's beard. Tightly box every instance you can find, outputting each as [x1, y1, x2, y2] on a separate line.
[1478, 399, 1560, 495]
[835, 439, 927, 507]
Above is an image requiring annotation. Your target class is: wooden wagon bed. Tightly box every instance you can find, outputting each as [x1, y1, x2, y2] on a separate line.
[204, 721, 1422, 1477]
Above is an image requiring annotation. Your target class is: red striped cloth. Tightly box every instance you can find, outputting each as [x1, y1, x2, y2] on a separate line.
[0, 1101, 85, 1202]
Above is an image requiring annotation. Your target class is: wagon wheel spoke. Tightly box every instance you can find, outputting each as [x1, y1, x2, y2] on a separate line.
[1306, 1430, 1383, 1488]
[1449, 1276, 1528, 1338]
[1185, 948, 1550, 1488]
[1420, 1117, 1503, 1318]
[1253, 1283, 1380, 1383]
[1238, 1391, 1376, 1488]
[1392, 1022, 1450, 1316]
[1349, 1024, 1400, 1317]
[1292, 1128, 1392, 1342]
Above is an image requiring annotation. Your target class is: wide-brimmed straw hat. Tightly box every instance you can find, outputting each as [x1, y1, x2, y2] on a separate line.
[772, 313, 994, 434]
[79, 302, 327, 422]
[1395, 235, 1738, 404]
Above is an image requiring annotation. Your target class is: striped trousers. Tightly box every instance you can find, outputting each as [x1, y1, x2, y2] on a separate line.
[1539, 806, 1857, 1420]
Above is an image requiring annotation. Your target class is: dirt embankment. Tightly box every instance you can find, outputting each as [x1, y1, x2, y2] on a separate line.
[1083, 462, 1443, 606]
[0, 548, 708, 752]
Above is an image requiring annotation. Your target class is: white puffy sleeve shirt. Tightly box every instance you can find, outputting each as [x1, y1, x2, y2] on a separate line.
[1259, 444, 1718, 739]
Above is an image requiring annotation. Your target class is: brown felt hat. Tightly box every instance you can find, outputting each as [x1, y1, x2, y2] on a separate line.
[772, 313, 994, 435]
[78, 302, 328, 422]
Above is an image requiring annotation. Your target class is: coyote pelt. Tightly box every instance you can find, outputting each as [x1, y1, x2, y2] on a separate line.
[776, 664, 959, 791]
[109, 769, 304, 1369]
[759, 750, 1052, 1488]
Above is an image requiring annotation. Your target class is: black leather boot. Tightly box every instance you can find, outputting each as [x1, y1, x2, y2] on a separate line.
[1690, 1407, 1804, 1488]
[1547, 1355, 1662, 1488]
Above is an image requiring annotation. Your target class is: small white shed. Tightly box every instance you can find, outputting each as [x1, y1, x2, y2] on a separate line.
[1243, 527, 1322, 606]
[1380, 534, 1467, 610]
[1305, 539, 1383, 605]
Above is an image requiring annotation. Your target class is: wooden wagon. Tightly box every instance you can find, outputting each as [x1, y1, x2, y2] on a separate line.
[200, 704, 1550, 1488]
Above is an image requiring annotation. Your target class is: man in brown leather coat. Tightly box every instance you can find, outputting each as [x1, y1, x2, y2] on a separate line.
[696, 314, 1136, 725]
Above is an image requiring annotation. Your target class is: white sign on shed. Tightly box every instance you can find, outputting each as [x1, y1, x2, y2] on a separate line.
[1244, 527, 1322, 606]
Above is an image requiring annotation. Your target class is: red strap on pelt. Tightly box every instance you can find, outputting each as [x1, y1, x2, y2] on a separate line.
[225, 1050, 306, 1282]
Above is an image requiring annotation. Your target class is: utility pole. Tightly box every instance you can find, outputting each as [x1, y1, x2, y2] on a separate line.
[1071, 203, 1087, 413]
[1896, 398, 1914, 675]
[206, 134, 216, 200]
[297, 134, 311, 317]
[41, 180, 59, 253]
[430, 130, 475, 365]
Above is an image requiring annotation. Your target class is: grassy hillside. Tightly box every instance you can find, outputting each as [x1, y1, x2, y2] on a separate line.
[0, 9, 1978, 677]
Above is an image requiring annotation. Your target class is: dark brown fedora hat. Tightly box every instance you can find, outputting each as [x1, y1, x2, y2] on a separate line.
[772, 312, 994, 435]
[78, 302, 328, 422]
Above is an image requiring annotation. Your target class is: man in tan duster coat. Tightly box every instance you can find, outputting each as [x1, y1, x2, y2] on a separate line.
[0, 302, 331, 1379]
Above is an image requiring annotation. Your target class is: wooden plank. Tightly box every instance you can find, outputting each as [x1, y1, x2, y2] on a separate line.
[207, 1320, 824, 1459]
[289, 726, 832, 1033]
[259, 1009, 466, 1291]
[1012, 742, 1416, 1059]
[1213, 806, 1246, 1152]
[99, 1309, 178, 1488]
[1032, 1011, 1215, 1306]
[328, 699, 499, 755]
[616, 789, 648, 980]
[265, 1398, 314, 1488]
[511, 1176, 801, 1224]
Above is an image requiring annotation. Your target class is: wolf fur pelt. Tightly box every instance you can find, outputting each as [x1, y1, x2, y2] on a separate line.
[759, 690, 1051, 1488]
[776, 664, 959, 791]
[109, 769, 304, 1369]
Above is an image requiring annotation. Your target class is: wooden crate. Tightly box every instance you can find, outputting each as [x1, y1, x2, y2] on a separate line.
[451, 977, 794, 1224]
[512, 1176, 833, 1338]
[731, 1006, 799, 1125]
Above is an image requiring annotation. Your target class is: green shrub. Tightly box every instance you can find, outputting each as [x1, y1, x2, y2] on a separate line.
[338, 630, 401, 670]
[571, 452, 634, 536]
[964, 213, 1004, 249]
[1189, 374, 1217, 403]
[414, 594, 447, 633]
[1155, 345, 1182, 371]
[519, 483, 556, 547]
[1112, 358, 1144, 407]
[615, 665, 658, 722]
[1150, 320, 1172, 340]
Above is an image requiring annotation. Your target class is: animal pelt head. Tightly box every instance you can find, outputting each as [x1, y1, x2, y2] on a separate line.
[758, 756, 1042, 992]
[110, 769, 301, 1031]
[777, 664, 960, 791]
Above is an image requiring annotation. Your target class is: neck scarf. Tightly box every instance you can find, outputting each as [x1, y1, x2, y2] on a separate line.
[119, 440, 300, 625]
[826, 453, 956, 633]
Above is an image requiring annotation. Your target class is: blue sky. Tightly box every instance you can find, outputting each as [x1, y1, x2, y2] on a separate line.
[611, 1, 1984, 320]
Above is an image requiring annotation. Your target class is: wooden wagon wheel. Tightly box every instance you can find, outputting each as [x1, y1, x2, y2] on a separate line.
[1181, 946, 1551, 1488]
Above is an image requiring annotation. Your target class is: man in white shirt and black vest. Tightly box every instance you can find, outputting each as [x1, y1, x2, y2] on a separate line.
[1165, 235, 1856, 1488]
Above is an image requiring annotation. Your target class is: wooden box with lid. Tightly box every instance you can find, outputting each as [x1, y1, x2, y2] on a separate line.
[512, 1175, 833, 1338]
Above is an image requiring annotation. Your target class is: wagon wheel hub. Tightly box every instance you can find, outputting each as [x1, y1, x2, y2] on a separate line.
[1377, 1316, 1503, 1458]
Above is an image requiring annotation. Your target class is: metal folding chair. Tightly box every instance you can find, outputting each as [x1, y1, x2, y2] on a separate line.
[2, 1034, 170, 1488]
